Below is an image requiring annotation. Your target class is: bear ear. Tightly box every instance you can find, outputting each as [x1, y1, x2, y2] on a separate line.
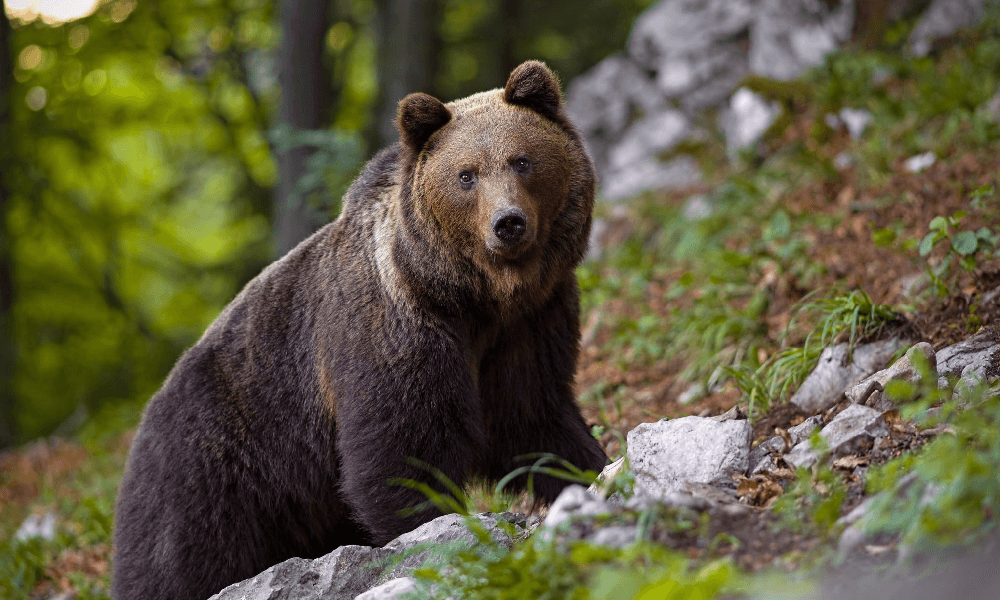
[396, 93, 452, 151]
[503, 60, 564, 123]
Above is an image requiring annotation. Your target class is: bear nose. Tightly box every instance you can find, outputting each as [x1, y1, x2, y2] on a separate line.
[491, 208, 527, 243]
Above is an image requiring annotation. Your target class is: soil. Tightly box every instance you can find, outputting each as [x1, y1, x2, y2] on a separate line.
[572, 113, 1000, 573]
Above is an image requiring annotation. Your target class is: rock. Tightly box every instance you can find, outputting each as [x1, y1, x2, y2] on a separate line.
[588, 526, 639, 548]
[627, 416, 751, 498]
[833, 151, 854, 170]
[749, 415, 823, 474]
[788, 415, 825, 443]
[211, 545, 381, 600]
[682, 481, 743, 508]
[909, 0, 1000, 57]
[210, 512, 528, 600]
[711, 404, 748, 422]
[982, 284, 1000, 307]
[754, 418, 818, 470]
[544, 485, 612, 528]
[607, 110, 691, 172]
[935, 328, 1000, 384]
[565, 53, 666, 167]
[601, 155, 702, 201]
[749, 0, 854, 81]
[15, 512, 56, 541]
[903, 151, 936, 173]
[839, 107, 872, 140]
[565, 55, 663, 141]
[822, 404, 890, 455]
[721, 88, 782, 154]
[354, 577, 417, 600]
[847, 342, 937, 410]
[682, 194, 714, 221]
[790, 338, 908, 413]
[785, 405, 890, 469]
[588, 456, 627, 497]
[629, 0, 755, 97]
[978, 90, 1000, 122]
[677, 382, 704, 404]
[625, 489, 712, 512]
[749, 452, 777, 475]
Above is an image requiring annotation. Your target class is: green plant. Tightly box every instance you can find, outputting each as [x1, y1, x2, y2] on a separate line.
[728, 289, 902, 414]
[408, 534, 737, 600]
[859, 358, 1000, 550]
[919, 207, 1000, 296]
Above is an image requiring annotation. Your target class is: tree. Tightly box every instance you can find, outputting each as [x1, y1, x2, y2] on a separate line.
[273, 0, 332, 256]
[371, 0, 439, 149]
[0, 0, 16, 449]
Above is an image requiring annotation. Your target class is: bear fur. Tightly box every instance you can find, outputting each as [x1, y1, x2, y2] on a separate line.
[112, 61, 607, 600]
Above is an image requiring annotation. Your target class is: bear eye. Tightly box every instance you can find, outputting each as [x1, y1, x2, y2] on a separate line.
[513, 157, 531, 174]
[458, 171, 476, 189]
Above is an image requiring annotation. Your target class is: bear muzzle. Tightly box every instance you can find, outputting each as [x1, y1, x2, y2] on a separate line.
[486, 207, 536, 259]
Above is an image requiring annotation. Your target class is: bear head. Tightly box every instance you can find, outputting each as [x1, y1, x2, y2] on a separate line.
[394, 61, 595, 318]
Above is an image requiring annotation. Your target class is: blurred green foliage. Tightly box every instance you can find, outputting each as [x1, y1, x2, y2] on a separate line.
[2, 0, 653, 444]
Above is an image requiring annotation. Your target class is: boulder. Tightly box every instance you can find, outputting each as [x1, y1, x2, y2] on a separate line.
[629, 0, 755, 94]
[935, 327, 1000, 384]
[909, 0, 1000, 56]
[627, 416, 751, 498]
[749, 0, 854, 81]
[601, 155, 703, 201]
[209, 512, 531, 600]
[790, 338, 908, 413]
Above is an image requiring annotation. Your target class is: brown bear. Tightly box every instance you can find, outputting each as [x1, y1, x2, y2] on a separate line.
[112, 60, 607, 600]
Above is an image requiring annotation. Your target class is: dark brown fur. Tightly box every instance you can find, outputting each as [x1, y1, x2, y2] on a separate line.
[112, 61, 606, 600]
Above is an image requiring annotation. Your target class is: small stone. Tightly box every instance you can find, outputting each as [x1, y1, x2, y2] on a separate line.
[677, 382, 703, 405]
[15, 512, 56, 541]
[785, 405, 889, 469]
[903, 152, 936, 173]
[787, 415, 824, 445]
[587, 456, 627, 497]
[543, 485, 612, 528]
[749, 452, 777, 476]
[833, 152, 854, 170]
[839, 108, 872, 140]
[721, 88, 782, 153]
[588, 526, 638, 548]
[822, 404, 890, 458]
[682, 194, 714, 221]
[784, 441, 820, 470]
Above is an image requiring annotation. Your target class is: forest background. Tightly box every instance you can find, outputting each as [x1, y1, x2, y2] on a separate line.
[0, 0, 656, 447]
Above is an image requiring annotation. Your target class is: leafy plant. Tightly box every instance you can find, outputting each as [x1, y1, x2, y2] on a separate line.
[860, 362, 1000, 551]
[919, 207, 1000, 296]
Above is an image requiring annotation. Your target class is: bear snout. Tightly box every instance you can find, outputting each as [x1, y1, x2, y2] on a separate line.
[491, 207, 527, 244]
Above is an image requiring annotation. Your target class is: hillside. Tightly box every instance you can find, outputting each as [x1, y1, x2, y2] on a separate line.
[3, 11, 1000, 600]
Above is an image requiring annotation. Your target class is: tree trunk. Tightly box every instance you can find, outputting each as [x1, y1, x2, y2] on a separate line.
[0, 0, 17, 449]
[371, 0, 438, 150]
[273, 0, 332, 257]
